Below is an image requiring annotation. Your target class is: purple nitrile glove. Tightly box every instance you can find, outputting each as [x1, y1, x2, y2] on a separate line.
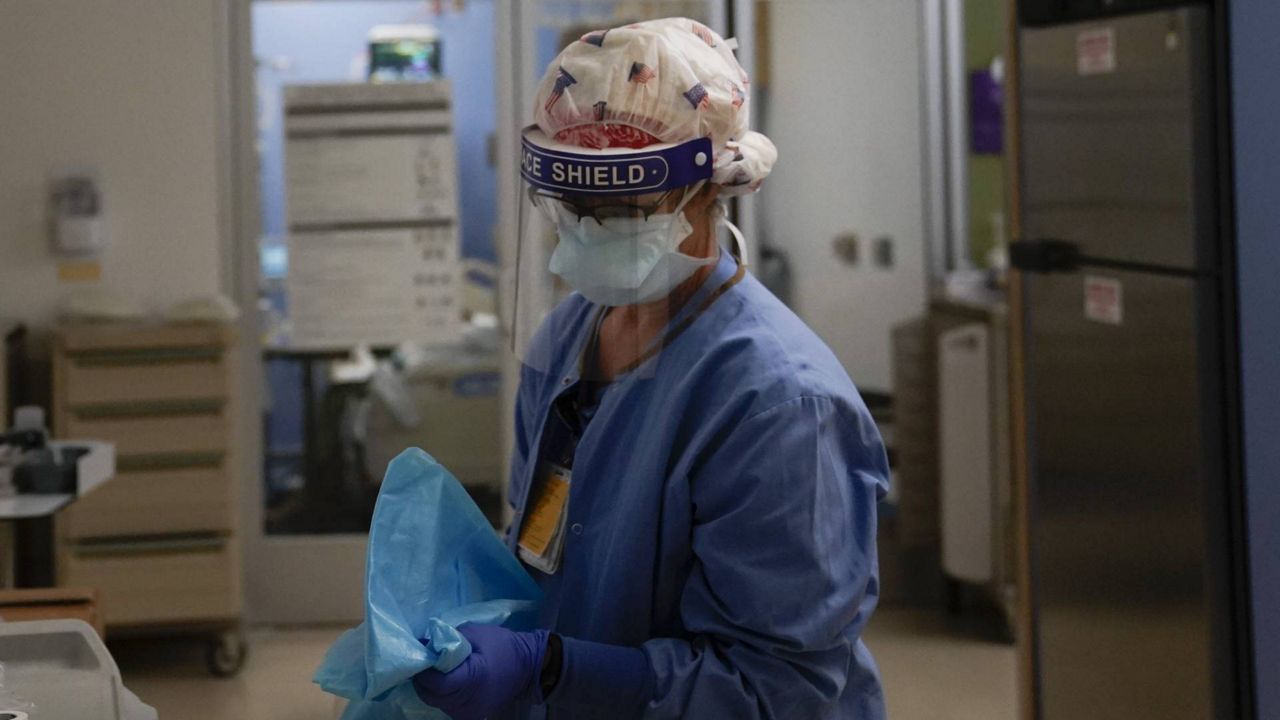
[413, 624, 551, 720]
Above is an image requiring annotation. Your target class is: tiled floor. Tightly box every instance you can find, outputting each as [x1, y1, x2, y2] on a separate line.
[114, 608, 1016, 720]
[113, 627, 346, 720]
[865, 609, 1017, 720]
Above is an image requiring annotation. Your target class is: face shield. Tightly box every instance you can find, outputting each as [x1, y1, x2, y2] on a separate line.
[513, 126, 718, 376]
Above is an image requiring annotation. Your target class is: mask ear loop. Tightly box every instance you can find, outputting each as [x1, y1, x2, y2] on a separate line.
[672, 180, 706, 222]
[713, 200, 749, 267]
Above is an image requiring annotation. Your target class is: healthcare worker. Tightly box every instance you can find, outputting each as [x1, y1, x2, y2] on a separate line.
[414, 18, 888, 720]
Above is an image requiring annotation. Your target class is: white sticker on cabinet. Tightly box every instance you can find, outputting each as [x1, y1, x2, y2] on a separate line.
[1078, 28, 1117, 76]
[1084, 275, 1124, 325]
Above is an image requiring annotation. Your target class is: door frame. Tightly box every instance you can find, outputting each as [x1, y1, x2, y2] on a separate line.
[1001, 0, 1036, 715]
[225, 0, 535, 625]
[226, 0, 372, 625]
[221, 0, 401, 624]
[223, 0, 741, 625]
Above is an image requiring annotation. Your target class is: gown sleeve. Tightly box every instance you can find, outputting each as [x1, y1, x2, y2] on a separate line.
[641, 395, 889, 719]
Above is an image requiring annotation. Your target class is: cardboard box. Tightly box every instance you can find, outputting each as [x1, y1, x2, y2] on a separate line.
[0, 587, 103, 638]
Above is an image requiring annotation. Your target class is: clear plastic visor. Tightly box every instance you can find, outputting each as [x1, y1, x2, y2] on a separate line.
[510, 177, 716, 379]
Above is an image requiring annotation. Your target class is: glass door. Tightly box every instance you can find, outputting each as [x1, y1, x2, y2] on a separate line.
[235, 0, 505, 624]
[234, 0, 744, 625]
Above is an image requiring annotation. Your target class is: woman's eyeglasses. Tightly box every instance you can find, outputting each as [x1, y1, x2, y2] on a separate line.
[528, 187, 677, 224]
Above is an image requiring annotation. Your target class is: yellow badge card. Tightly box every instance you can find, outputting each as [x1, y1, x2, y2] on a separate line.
[518, 468, 570, 558]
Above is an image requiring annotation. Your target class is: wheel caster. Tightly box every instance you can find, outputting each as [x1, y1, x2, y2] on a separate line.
[206, 631, 248, 677]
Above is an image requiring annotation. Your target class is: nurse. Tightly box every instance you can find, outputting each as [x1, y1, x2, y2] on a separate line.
[414, 17, 889, 720]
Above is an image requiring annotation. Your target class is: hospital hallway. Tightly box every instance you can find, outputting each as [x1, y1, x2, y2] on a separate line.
[110, 608, 1017, 720]
[2, 0, 1275, 716]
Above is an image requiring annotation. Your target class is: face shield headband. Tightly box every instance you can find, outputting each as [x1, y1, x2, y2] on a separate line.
[520, 126, 714, 198]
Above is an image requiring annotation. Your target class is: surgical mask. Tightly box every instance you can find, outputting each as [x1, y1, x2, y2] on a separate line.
[547, 184, 716, 306]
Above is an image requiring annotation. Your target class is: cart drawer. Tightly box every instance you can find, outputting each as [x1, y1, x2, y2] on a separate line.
[65, 411, 227, 457]
[59, 322, 231, 352]
[61, 538, 240, 627]
[64, 467, 232, 539]
[65, 359, 227, 406]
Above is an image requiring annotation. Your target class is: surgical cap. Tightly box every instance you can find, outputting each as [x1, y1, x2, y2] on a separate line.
[532, 17, 778, 196]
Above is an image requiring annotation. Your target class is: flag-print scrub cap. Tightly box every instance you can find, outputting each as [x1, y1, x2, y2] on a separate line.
[527, 17, 777, 197]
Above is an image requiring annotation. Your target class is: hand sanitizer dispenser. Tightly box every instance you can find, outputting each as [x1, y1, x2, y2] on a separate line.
[50, 172, 107, 258]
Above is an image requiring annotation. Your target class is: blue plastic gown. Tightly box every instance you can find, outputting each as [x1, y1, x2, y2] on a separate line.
[314, 449, 542, 720]
[504, 251, 890, 720]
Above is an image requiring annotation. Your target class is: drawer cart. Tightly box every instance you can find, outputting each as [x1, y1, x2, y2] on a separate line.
[52, 322, 245, 676]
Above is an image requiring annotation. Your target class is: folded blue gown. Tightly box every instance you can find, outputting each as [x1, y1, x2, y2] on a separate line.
[314, 448, 542, 719]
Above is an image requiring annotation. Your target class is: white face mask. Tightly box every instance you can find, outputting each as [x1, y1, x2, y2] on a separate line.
[546, 184, 716, 306]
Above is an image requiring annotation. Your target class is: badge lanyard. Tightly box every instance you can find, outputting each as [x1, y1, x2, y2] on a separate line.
[518, 261, 746, 574]
[518, 308, 602, 574]
[517, 400, 579, 575]
[605, 262, 747, 377]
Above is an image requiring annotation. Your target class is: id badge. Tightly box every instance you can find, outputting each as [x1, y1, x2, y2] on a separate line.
[518, 463, 572, 574]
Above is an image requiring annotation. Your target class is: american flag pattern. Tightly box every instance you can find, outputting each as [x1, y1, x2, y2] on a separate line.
[692, 22, 716, 47]
[532, 18, 775, 197]
[684, 82, 710, 110]
[628, 61, 656, 85]
[544, 66, 577, 113]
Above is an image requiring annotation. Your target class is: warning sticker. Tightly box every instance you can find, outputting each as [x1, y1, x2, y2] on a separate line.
[1077, 28, 1117, 76]
[1084, 276, 1124, 325]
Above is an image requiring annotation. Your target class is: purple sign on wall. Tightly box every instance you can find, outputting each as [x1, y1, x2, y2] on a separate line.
[970, 69, 1004, 155]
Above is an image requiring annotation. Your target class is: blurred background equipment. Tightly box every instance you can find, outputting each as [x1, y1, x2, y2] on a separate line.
[362, 320, 504, 525]
[884, 292, 1013, 638]
[0, 587, 103, 637]
[246, 0, 498, 625]
[368, 24, 442, 82]
[1, 323, 25, 431]
[259, 78, 465, 537]
[0, 403, 114, 589]
[937, 312, 1011, 630]
[0, 619, 156, 719]
[282, 81, 461, 350]
[57, 289, 149, 325]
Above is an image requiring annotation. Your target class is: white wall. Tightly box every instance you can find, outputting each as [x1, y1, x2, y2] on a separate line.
[0, 0, 226, 326]
[761, 0, 927, 393]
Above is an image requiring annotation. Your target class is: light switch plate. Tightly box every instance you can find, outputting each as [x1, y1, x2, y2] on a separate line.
[874, 236, 895, 268]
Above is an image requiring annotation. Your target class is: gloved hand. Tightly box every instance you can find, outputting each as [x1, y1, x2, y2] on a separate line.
[412, 623, 551, 720]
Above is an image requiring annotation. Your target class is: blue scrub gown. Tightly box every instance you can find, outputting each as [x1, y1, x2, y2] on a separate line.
[505, 250, 889, 719]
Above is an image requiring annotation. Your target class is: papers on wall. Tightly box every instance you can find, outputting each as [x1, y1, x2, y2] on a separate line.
[283, 81, 462, 350]
[285, 133, 458, 225]
[287, 226, 458, 350]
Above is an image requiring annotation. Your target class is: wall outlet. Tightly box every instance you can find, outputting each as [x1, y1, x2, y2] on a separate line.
[833, 232, 860, 266]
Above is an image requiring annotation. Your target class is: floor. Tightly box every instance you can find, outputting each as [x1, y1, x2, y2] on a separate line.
[114, 608, 1016, 720]
[113, 627, 346, 720]
[866, 609, 1017, 720]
